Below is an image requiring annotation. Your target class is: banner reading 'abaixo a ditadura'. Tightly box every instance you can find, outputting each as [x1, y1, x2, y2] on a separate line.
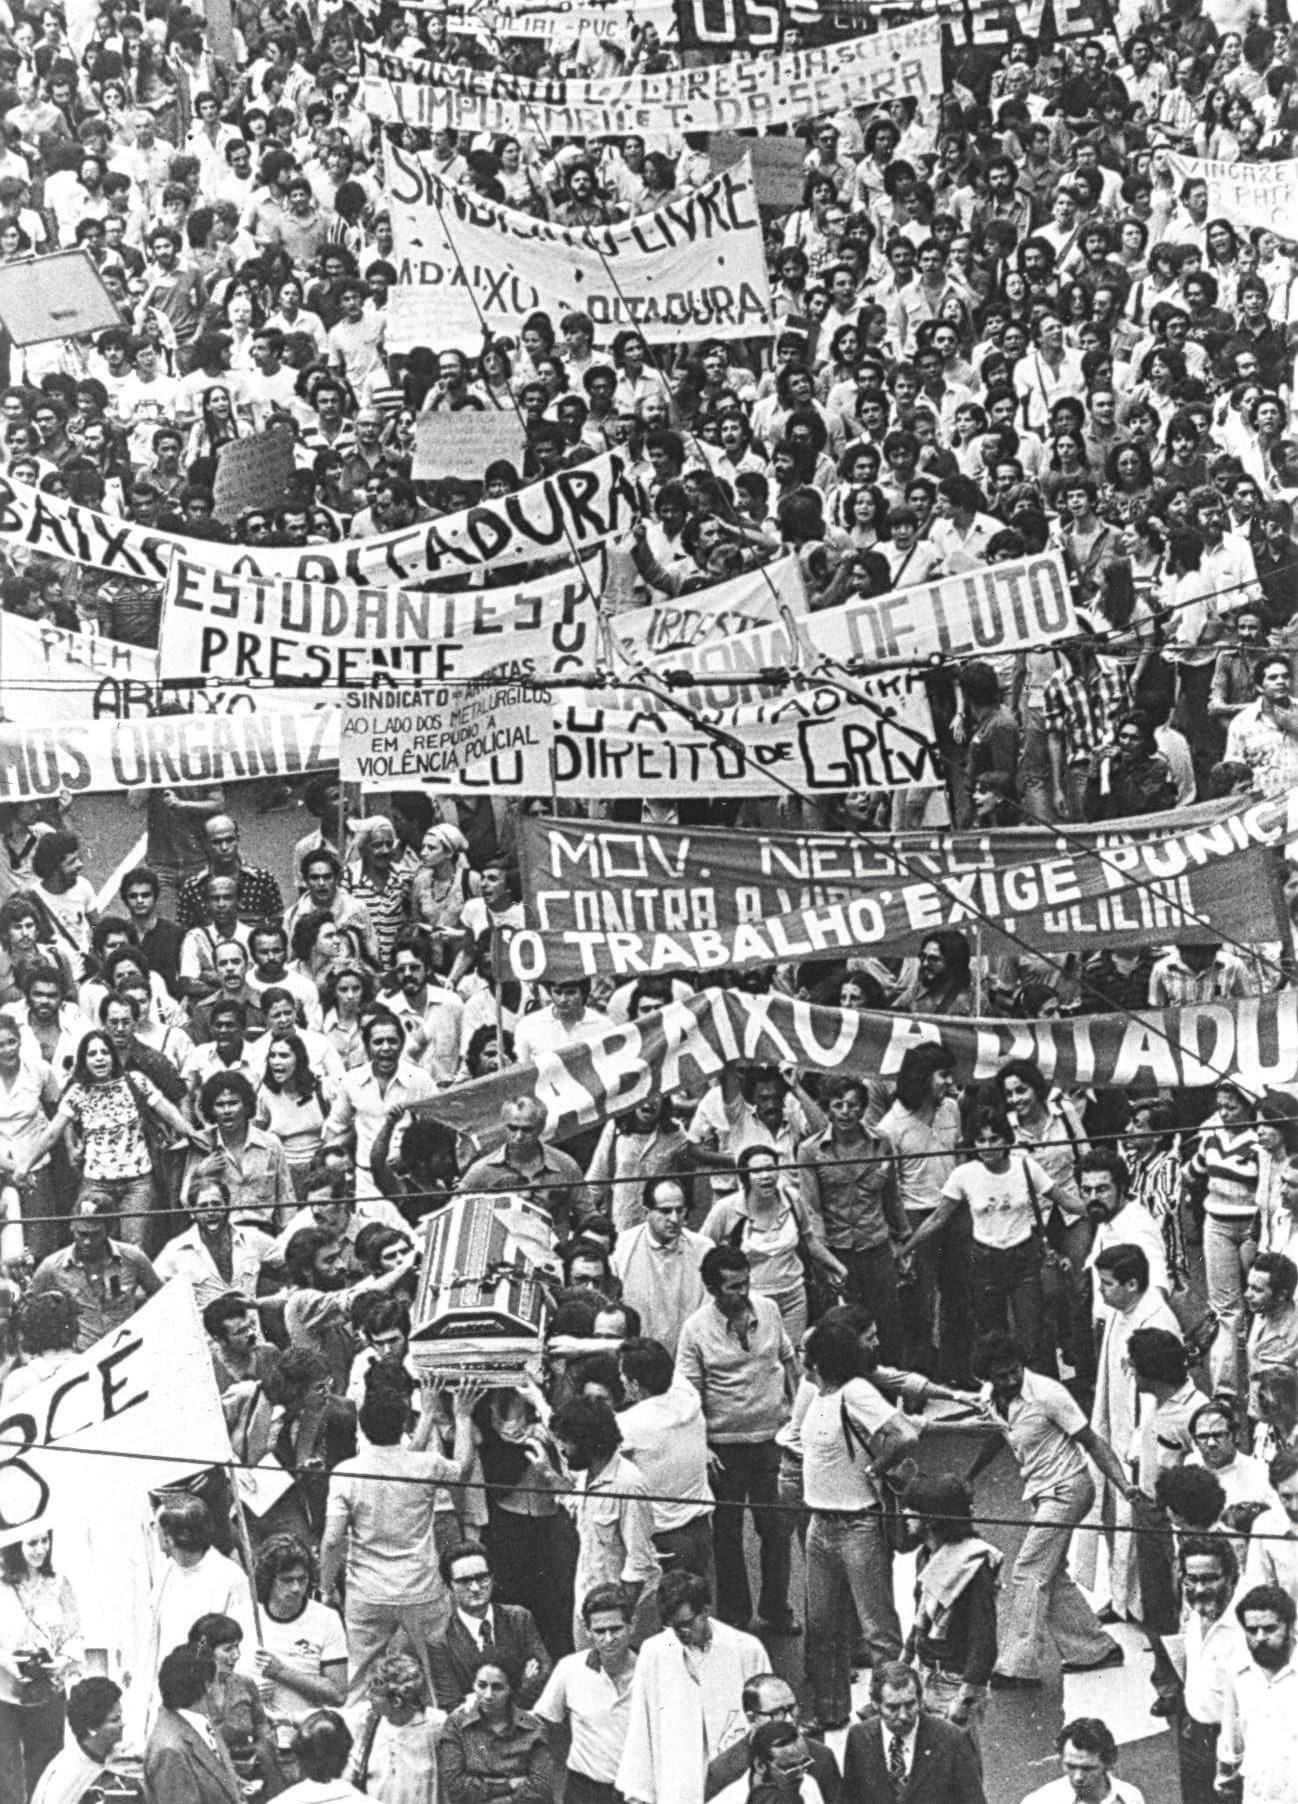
[419, 987, 1298, 1148]
[0, 455, 638, 585]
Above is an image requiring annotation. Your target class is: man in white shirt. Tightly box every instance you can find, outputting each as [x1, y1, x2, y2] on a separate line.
[381, 930, 462, 1087]
[1217, 1582, 1298, 1804]
[1243, 1448, 1298, 1602]
[926, 473, 1002, 573]
[617, 1569, 765, 1804]
[617, 1335, 715, 1593]
[323, 1013, 436, 1197]
[153, 1171, 274, 1309]
[1081, 1150, 1170, 1315]
[514, 976, 612, 1066]
[1175, 1535, 1246, 1804]
[535, 1582, 639, 1804]
[1019, 1717, 1144, 1804]
[1186, 1397, 1278, 1511]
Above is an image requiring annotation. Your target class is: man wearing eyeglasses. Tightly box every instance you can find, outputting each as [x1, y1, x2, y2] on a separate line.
[704, 1677, 840, 1804]
[428, 1541, 551, 1712]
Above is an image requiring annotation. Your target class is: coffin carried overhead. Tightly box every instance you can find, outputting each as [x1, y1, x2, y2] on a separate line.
[409, 1192, 555, 1384]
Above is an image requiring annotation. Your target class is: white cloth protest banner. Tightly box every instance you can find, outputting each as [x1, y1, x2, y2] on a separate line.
[0, 456, 638, 586]
[0, 611, 333, 720]
[608, 556, 808, 665]
[660, 551, 1077, 704]
[0, 612, 160, 721]
[1166, 153, 1298, 237]
[0, 1280, 231, 1551]
[0, 707, 338, 801]
[343, 680, 555, 791]
[360, 19, 942, 135]
[159, 553, 603, 688]
[342, 680, 934, 795]
[385, 146, 774, 346]
[559, 679, 935, 795]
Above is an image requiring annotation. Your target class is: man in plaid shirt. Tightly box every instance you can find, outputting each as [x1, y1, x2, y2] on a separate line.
[1042, 650, 1130, 822]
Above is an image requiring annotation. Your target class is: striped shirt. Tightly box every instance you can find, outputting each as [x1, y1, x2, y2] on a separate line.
[344, 863, 410, 968]
[1187, 1115, 1259, 1221]
[1041, 664, 1131, 768]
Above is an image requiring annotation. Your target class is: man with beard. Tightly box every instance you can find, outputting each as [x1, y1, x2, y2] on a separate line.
[382, 928, 462, 1087]
[1218, 1584, 1298, 1804]
[282, 1221, 418, 1394]
[970, 1331, 1131, 1687]
[1081, 1150, 1169, 1318]
[1170, 1536, 1244, 1804]
[203, 1292, 276, 1395]
[284, 849, 378, 968]
[552, 1396, 660, 1651]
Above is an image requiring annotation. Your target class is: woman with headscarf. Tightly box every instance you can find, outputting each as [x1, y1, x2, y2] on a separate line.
[410, 823, 478, 976]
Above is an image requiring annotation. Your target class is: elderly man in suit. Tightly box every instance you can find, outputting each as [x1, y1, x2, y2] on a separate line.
[841, 1663, 985, 1804]
[143, 1646, 243, 1804]
[705, 1673, 840, 1804]
[428, 1541, 552, 1711]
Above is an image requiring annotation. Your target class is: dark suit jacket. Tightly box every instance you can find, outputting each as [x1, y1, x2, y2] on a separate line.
[706, 1734, 841, 1804]
[143, 1708, 244, 1804]
[841, 1712, 985, 1804]
[429, 1604, 552, 1711]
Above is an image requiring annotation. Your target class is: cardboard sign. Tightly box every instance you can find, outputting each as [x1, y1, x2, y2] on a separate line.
[1167, 153, 1298, 238]
[412, 410, 527, 481]
[342, 680, 554, 791]
[212, 425, 297, 525]
[713, 133, 808, 211]
[0, 249, 122, 347]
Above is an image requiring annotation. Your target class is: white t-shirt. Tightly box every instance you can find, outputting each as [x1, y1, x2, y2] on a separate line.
[941, 1152, 1053, 1251]
[801, 1377, 896, 1512]
[260, 1597, 348, 1721]
[38, 876, 97, 960]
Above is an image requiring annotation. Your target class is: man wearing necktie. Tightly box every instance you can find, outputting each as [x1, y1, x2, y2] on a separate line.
[428, 1543, 551, 1712]
[841, 1663, 985, 1804]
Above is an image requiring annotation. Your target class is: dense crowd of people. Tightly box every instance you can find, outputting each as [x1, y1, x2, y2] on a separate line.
[0, 0, 1296, 1802]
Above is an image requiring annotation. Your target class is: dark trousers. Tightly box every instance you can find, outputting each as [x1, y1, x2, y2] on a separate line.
[0, 1696, 65, 1804]
[711, 1439, 791, 1628]
[654, 1512, 716, 1597]
[970, 1237, 1052, 1375]
[905, 1206, 972, 1381]
[1134, 1506, 1181, 1700]
[485, 1504, 578, 1659]
[565, 1774, 620, 1804]
[841, 1244, 905, 1364]
[1176, 1711, 1219, 1804]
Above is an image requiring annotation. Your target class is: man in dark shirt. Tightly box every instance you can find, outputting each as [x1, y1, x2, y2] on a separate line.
[178, 815, 284, 930]
[959, 661, 1020, 827]
[120, 863, 186, 999]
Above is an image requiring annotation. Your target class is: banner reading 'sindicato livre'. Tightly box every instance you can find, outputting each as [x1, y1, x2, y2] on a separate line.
[386, 144, 774, 346]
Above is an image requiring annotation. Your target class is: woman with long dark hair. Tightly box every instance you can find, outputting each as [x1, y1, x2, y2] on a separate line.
[14, 1028, 199, 1246]
[256, 1033, 328, 1200]
[0, 1531, 83, 1804]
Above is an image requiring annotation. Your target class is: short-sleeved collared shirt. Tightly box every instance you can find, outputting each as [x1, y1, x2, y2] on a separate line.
[30, 1240, 161, 1350]
[535, 1650, 638, 1784]
[985, 1367, 1089, 1501]
[178, 862, 285, 929]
